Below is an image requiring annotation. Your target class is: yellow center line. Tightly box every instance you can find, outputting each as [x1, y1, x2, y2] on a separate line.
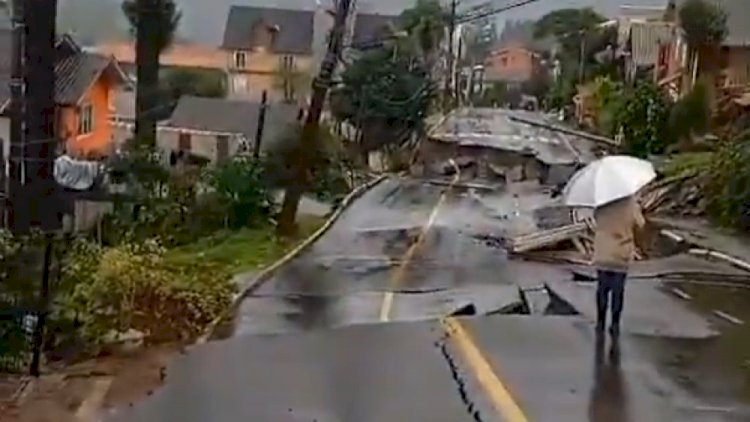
[379, 159, 460, 322]
[378, 160, 529, 421]
[442, 317, 530, 422]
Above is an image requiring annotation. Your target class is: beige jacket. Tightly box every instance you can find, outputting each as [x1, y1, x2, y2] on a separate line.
[593, 197, 646, 271]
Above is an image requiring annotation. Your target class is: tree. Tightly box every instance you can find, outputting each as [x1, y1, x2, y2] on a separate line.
[122, 0, 181, 147]
[334, 45, 436, 155]
[398, 0, 448, 65]
[678, 0, 728, 102]
[668, 80, 710, 146]
[534, 8, 608, 82]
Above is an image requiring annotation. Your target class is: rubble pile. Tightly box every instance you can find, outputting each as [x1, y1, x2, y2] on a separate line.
[640, 174, 709, 217]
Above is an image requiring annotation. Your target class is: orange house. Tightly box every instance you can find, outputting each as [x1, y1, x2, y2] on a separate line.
[0, 35, 128, 158]
[54, 37, 129, 156]
[484, 45, 541, 85]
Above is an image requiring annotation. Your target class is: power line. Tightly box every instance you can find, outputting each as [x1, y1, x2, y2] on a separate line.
[457, 0, 548, 24]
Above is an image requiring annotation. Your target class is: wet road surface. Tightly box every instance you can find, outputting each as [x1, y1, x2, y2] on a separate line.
[109, 176, 750, 421]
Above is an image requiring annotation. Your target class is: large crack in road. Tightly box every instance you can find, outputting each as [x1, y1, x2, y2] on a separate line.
[436, 330, 486, 422]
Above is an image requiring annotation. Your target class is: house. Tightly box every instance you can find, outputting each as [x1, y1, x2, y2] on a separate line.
[662, 0, 750, 96]
[160, 95, 301, 164]
[0, 32, 128, 160]
[88, 41, 228, 77]
[222, 6, 316, 103]
[484, 45, 542, 89]
[622, 21, 675, 82]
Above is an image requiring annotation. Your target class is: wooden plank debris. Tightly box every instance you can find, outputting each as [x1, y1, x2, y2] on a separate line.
[510, 222, 588, 253]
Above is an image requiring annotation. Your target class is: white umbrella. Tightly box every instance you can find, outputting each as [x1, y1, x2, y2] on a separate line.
[563, 155, 656, 208]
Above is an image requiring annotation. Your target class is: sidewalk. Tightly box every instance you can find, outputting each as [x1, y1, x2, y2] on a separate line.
[650, 216, 750, 271]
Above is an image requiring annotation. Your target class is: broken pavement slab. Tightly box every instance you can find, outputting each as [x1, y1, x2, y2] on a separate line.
[461, 316, 737, 422]
[545, 278, 718, 339]
[223, 285, 525, 337]
[650, 217, 750, 273]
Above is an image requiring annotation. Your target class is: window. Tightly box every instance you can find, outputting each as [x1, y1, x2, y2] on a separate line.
[178, 132, 191, 152]
[281, 55, 294, 70]
[78, 104, 93, 135]
[234, 51, 247, 69]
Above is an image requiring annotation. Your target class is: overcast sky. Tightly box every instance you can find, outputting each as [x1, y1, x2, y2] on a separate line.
[59, 0, 668, 46]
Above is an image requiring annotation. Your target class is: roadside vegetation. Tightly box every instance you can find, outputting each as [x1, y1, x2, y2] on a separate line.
[520, 0, 748, 232]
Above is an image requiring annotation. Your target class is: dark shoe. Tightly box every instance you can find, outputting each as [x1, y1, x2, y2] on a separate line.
[595, 320, 605, 333]
[609, 324, 620, 338]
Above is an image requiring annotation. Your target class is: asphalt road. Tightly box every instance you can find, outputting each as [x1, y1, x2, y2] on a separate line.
[108, 175, 750, 422]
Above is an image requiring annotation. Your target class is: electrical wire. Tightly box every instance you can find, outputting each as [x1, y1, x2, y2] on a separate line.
[457, 0, 548, 23]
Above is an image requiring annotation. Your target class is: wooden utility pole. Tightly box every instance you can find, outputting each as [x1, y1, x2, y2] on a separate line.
[253, 90, 268, 159]
[19, 0, 59, 377]
[444, 0, 457, 110]
[277, 0, 352, 235]
[7, 0, 25, 232]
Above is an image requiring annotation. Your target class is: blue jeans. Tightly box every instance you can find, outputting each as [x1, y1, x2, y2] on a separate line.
[596, 270, 627, 331]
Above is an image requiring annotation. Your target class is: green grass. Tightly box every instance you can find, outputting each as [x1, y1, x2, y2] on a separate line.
[165, 216, 326, 275]
[661, 152, 714, 179]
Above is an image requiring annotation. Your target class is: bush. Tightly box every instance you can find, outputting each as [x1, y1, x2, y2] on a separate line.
[263, 123, 352, 201]
[612, 80, 674, 157]
[57, 239, 235, 344]
[706, 136, 750, 230]
[204, 155, 275, 229]
[668, 81, 710, 144]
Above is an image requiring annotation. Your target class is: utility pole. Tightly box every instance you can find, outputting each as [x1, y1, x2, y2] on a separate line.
[578, 33, 586, 83]
[21, 0, 59, 377]
[7, 0, 25, 232]
[277, 0, 352, 235]
[444, 0, 457, 110]
[253, 90, 267, 159]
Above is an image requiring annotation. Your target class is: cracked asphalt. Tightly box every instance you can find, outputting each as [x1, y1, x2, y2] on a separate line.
[108, 176, 750, 422]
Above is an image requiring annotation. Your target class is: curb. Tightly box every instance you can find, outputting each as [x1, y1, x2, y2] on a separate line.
[659, 228, 750, 274]
[688, 248, 750, 273]
[195, 174, 389, 345]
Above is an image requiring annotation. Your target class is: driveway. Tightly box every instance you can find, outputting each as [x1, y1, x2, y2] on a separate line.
[107, 175, 750, 422]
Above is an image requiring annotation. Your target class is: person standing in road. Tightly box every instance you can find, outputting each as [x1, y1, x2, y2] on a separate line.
[593, 195, 646, 337]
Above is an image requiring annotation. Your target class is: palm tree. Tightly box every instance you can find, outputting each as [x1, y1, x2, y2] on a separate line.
[122, 0, 181, 147]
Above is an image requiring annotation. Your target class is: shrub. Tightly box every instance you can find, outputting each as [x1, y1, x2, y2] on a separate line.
[263, 123, 352, 202]
[612, 81, 674, 157]
[204, 155, 275, 229]
[57, 239, 235, 345]
[706, 136, 750, 230]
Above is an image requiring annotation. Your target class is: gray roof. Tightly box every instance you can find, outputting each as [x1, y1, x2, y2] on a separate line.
[55, 52, 114, 105]
[167, 96, 301, 144]
[352, 13, 398, 46]
[222, 5, 314, 54]
[0, 29, 124, 106]
[676, 0, 750, 47]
